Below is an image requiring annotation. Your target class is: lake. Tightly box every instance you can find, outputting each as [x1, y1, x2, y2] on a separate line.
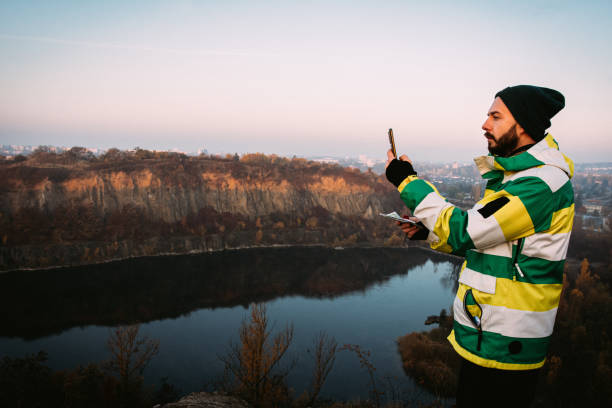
[0, 246, 460, 404]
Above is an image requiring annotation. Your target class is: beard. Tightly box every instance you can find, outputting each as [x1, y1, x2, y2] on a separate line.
[486, 124, 519, 157]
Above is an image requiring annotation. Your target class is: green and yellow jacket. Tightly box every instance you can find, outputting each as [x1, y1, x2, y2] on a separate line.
[397, 134, 574, 370]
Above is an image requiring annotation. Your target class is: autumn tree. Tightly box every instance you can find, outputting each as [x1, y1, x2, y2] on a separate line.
[576, 258, 598, 290]
[105, 325, 159, 407]
[102, 147, 125, 162]
[219, 303, 294, 407]
[540, 259, 612, 407]
[66, 146, 95, 162]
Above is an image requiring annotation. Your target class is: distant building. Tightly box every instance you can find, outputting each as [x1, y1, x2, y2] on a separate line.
[471, 183, 482, 201]
[584, 204, 603, 215]
[580, 214, 608, 232]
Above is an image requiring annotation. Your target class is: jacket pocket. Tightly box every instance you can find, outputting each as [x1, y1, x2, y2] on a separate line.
[458, 268, 496, 295]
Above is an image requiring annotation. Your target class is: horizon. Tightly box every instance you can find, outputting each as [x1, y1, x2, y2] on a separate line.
[4, 142, 612, 167]
[1, 1, 611, 163]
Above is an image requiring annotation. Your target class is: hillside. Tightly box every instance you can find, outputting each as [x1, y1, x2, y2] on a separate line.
[0, 148, 404, 270]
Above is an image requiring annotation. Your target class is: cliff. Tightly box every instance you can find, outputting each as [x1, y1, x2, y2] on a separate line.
[0, 149, 404, 270]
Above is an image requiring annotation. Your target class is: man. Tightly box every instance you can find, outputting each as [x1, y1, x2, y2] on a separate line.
[385, 85, 573, 407]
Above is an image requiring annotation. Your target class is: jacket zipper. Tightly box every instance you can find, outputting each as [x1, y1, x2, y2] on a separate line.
[463, 289, 483, 351]
[513, 237, 524, 280]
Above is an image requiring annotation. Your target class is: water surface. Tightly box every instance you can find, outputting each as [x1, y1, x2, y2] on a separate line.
[0, 246, 460, 402]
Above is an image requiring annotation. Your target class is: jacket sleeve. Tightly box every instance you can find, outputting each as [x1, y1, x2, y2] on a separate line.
[396, 175, 556, 257]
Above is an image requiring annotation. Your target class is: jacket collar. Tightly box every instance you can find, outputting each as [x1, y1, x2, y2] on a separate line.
[473, 134, 574, 179]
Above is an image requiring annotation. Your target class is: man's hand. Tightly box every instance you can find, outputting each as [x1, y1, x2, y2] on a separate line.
[385, 149, 417, 187]
[385, 149, 412, 169]
[397, 216, 421, 238]
[397, 216, 429, 240]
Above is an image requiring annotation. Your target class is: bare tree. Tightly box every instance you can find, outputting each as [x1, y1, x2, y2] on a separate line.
[306, 331, 338, 406]
[219, 303, 294, 407]
[105, 324, 159, 403]
[341, 344, 383, 408]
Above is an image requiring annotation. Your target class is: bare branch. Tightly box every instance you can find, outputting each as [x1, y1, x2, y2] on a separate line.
[217, 303, 294, 407]
[307, 331, 338, 406]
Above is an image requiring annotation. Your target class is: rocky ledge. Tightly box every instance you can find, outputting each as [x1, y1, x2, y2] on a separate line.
[155, 392, 250, 408]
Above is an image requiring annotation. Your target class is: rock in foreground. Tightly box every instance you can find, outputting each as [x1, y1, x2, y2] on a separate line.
[156, 392, 250, 408]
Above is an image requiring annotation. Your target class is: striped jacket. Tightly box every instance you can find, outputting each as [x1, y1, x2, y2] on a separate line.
[397, 134, 574, 370]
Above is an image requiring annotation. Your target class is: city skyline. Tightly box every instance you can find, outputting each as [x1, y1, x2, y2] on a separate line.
[1, 0, 611, 162]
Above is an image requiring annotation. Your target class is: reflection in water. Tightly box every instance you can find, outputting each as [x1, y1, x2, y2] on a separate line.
[0, 246, 459, 339]
[0, 246, 461, 402]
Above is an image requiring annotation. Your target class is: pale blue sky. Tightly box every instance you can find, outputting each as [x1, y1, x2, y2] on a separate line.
[1, 0, 611, 162]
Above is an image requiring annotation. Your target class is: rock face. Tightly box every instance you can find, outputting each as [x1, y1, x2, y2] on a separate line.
[0, 153, 404, 270]
[3, 168, 389, 223]
[155, 392, 250, 408]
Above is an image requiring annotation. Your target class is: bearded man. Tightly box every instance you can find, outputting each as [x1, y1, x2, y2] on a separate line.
[385, 85, 573, 407]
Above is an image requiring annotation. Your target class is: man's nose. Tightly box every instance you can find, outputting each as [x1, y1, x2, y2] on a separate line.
[482, 118, 491, 131]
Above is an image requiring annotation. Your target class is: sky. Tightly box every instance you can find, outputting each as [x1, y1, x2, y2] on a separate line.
[1, 0, 611, 162]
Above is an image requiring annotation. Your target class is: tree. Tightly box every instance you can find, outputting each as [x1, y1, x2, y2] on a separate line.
[105, 325, 159, 406]
[102, 148, 125, 162]
[340, 344, 384, 407]
[0, 351, 63, 407]
[219, 303, 294, 407]
[305, 331, 338, 406]
[60, 363, 120, 408]
[30, 146, 56, 164]
[67, 146, 95, 161]
[576, 258, 597, 290]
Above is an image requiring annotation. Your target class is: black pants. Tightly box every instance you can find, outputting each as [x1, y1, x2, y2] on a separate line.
[456, 358, 540, 408]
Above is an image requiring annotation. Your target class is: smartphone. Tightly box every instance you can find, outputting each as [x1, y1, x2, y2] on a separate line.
[388, 128, 397, 158]
[379, 212, 418, 225]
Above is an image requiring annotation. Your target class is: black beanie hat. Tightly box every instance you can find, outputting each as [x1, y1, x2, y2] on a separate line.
[495, 85, 565, 142]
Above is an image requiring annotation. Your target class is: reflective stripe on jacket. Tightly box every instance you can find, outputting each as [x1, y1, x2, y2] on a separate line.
[396, 134, 574, 370]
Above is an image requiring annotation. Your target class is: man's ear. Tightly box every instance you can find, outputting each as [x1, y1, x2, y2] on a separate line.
[516, 123, 536, 144]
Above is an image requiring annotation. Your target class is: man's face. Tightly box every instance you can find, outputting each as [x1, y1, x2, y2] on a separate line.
[482, 97, 520, 157]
